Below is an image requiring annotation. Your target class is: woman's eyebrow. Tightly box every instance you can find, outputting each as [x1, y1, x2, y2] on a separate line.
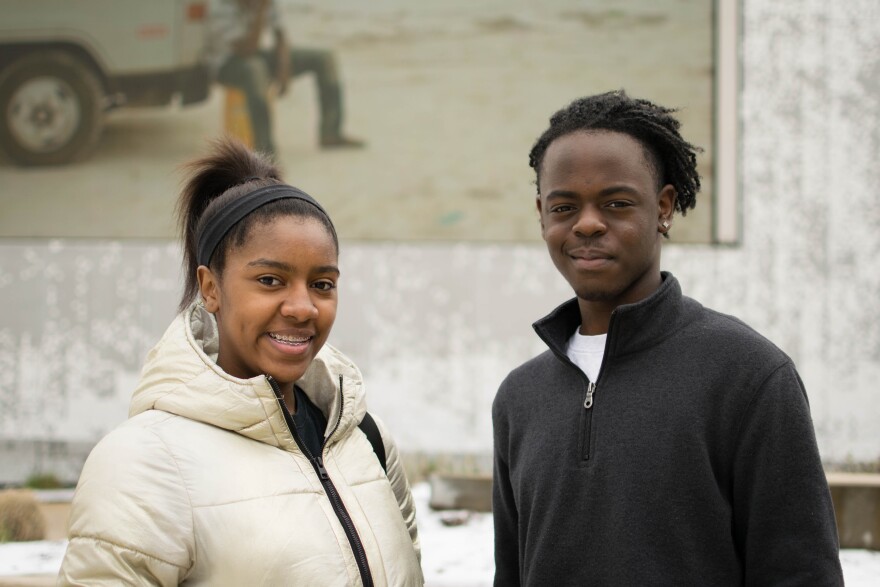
[247, 258, 340, 275]
[247, 258, 292, 271]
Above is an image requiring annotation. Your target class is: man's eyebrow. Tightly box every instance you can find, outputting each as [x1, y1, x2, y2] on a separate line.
[314, 265, 341, 276]
[544, 185, 640, 201]
[246, 258, 340, 275]
[544, 190, 579, 201]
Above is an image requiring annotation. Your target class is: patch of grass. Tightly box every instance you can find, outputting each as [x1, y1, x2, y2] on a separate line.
[24, 473, 64, 490]
[0, 490, 46, 542]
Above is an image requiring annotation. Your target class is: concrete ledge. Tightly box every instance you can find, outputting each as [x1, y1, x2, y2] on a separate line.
[828, 473, 880, 551]
[31, 490, 74, 504]
[425, 472, 880, 552]
[428, 474, 492, 512]
[0, 575, 56, 586]
[15, 472, 880, 551]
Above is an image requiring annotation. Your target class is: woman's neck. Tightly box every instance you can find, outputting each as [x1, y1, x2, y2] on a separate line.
[279, 385, 297, 414]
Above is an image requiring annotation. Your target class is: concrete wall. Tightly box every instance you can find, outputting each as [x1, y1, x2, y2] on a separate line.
[1, 0, 879, 483]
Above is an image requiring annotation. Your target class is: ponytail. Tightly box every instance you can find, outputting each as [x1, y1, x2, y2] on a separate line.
[176, 138, 281, 311]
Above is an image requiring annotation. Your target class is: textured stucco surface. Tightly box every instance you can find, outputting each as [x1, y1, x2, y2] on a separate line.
[664, 0, 880, 464]
[1, 0, 879, 482]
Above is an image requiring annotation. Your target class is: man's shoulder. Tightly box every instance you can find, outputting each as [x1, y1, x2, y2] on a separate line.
[494, 349, 562, 408]
[684, 297, 791, 364]
[505, 349, 559, 381]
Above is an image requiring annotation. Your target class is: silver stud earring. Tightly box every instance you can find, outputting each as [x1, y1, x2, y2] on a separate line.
[661, 221, 670, 230]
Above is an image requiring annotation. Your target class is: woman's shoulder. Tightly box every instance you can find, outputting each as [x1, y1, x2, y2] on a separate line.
[80, 409, 242, 491]
[79, 411, 189, 484]
[66, 411, 197, 577]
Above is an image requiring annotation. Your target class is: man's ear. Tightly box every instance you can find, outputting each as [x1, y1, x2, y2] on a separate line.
[535, 196, 546, 238]
[196, 266, 220, 313]
[658, 184, 676, 228]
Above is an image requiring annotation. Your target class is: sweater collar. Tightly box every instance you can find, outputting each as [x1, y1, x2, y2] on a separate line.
[534, 272, 686, 359]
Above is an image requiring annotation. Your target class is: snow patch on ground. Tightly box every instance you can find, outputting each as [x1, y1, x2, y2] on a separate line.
[0, 540, 65, 576]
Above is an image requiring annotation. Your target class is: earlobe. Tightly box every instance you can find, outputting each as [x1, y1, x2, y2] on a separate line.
[196, 265, 220, 313]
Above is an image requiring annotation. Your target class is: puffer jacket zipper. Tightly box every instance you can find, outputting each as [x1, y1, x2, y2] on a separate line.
[267, 374, 374, 587]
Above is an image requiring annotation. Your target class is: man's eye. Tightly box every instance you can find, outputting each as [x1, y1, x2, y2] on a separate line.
[607, 201, 631, 208]
[313, 281, 337, 291]
[550, 205, 574, 213]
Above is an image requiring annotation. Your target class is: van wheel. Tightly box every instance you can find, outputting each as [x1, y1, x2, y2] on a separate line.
[0, 51, 104, 166]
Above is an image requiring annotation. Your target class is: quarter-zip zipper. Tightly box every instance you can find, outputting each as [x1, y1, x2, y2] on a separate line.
[579, 319, 615, 460]
[267, 375, 374, 587]
[583, 381, 596, 409]
[580, 378, 596, 460]
[578, 315, 616, 460]
[540, 311, 617, 462]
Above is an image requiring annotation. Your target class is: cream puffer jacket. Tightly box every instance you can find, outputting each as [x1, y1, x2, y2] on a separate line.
[58, 305, 424, 586]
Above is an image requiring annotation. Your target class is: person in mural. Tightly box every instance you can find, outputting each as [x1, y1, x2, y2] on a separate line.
[58, 138, 422, 585]
[210, 0, 365, 155]
[491, 90, 843, 585]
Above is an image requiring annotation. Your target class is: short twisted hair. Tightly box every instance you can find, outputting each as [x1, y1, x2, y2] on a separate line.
[529, 90, 702, 214]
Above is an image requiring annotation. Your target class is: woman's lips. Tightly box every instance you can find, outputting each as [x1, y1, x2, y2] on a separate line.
[266, 332, 313, 355]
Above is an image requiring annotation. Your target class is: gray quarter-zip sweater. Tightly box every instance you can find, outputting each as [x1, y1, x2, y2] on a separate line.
[492, 273, 842, 586]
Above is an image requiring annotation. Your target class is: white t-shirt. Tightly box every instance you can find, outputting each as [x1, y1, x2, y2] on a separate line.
[566, 330, 607, 382]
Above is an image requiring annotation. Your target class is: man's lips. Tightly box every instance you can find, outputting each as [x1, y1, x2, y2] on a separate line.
[567, 248, 614, 269]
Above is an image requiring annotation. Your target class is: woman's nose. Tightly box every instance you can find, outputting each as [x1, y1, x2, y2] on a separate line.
[280, 285, 318, 322]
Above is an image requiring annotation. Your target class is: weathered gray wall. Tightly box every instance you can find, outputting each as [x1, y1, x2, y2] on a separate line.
[1, 0, 879, 483]
[665, 0, 880, 465]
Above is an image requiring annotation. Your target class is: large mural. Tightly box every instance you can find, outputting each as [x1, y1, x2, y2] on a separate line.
[0, 0, 717, 243]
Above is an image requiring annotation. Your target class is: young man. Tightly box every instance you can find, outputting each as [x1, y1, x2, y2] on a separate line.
[492, 91, 843, 585]
[209, 0, 364, 155]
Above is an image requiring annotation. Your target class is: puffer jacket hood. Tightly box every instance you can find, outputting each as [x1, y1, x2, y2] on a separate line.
[129, 304, 365, 451]
[59, 304, 423, 586]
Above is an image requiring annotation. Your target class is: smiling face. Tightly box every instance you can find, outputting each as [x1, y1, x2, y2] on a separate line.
[197, 215, 339, 394]
[537, 130, 675, 332]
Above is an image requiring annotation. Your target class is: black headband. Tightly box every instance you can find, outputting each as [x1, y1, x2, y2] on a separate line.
[196, 184, 332, 266]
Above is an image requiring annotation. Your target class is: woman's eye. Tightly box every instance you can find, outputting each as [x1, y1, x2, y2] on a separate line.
[258, 276, 282, 286]
[312, 280, 337, 291]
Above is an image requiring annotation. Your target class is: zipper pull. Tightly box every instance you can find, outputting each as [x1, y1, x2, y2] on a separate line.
[314, 456, 330, 481]
[584, 381, 596, 409]
[265, 374, 283, 399]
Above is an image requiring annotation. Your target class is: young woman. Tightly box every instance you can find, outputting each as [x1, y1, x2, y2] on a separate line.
[58, 139, 423, 586]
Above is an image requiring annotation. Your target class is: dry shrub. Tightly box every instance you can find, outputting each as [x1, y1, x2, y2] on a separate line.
[0, 489, 46, 542]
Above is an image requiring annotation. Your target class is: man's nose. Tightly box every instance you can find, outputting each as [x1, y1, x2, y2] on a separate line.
[572, 205, 607, 238]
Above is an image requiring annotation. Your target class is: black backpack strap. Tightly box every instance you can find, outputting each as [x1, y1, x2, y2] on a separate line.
[358, 411, 387, 474]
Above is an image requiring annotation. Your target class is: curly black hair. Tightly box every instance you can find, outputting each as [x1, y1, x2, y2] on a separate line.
[528, 90, 702, 214]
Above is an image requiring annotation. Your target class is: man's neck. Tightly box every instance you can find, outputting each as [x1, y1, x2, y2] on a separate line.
[577, 302, 614, 335]
[576, 272, 666, 335]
